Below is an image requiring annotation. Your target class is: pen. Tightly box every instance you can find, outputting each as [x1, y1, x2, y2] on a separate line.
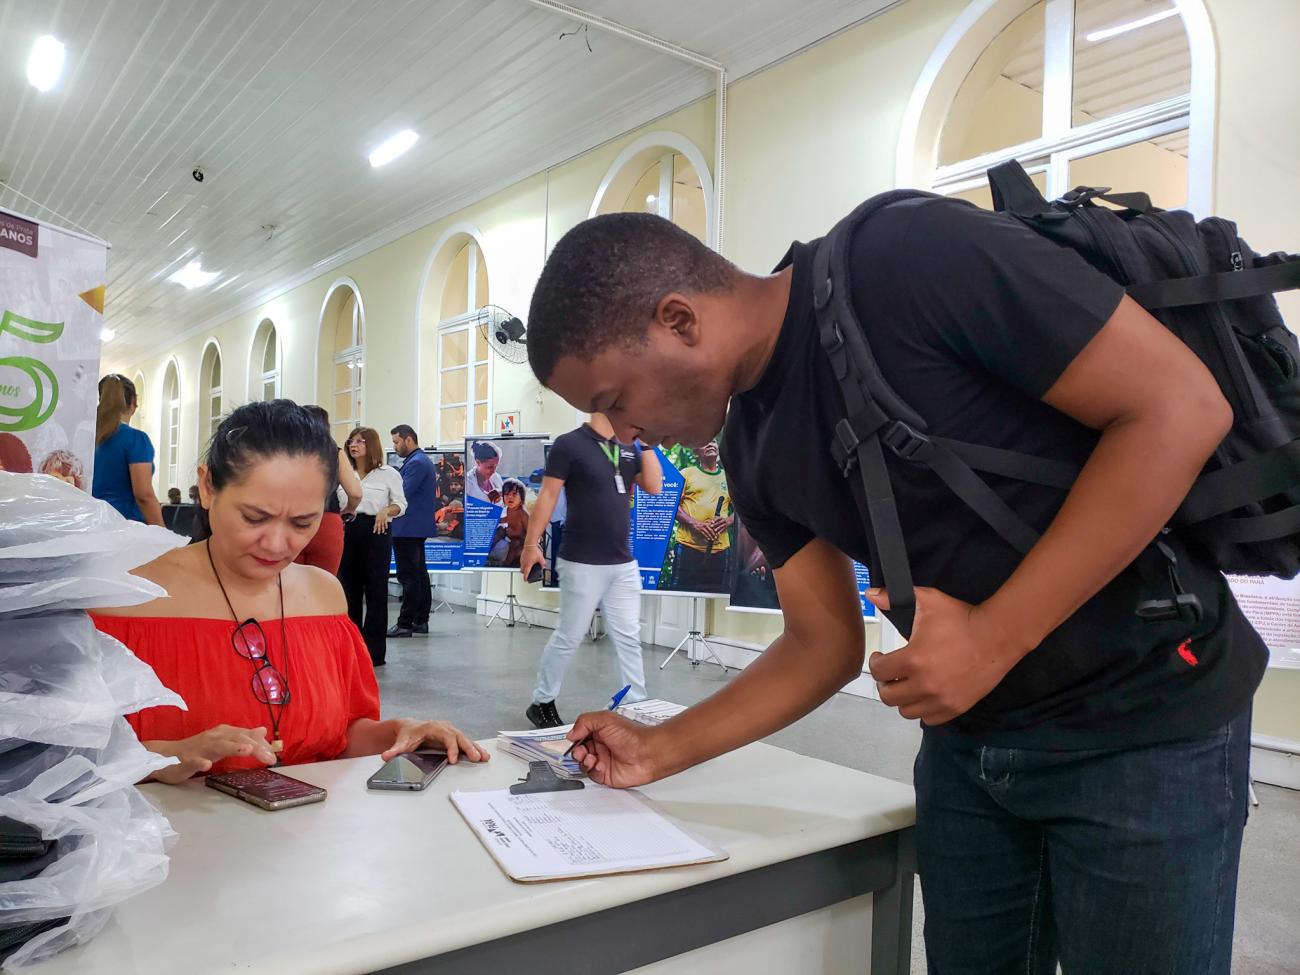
[563, 684, 632, 760]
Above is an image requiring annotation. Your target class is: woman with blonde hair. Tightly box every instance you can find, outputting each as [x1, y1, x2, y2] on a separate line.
[91, 374, 163, 525]
[338, 427, 405, 665]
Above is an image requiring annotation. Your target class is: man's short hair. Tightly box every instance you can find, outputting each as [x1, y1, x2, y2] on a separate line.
[390, 424, 418, 443]
[527, 213, 736, 385]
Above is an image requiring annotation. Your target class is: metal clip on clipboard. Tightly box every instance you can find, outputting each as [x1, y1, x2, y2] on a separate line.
[509, 761, 585, 795]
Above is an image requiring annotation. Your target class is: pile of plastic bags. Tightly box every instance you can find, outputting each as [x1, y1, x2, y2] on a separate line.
[0, 472, 188, 969]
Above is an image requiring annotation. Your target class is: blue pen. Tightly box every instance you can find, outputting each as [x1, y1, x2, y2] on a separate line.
[564, 685, 632, 759]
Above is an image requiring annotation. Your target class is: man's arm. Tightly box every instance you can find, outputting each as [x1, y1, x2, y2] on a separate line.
[636, 443, 662, 494]
[568, 538, 864, 785]
[519, 475, 564, 581]
[869, 295, 1233, 722]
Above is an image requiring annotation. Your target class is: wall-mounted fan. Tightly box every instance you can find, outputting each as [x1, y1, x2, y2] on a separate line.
[475, 305, 527, 365]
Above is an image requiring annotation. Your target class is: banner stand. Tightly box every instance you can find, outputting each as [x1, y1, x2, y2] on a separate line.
[483, 568, 532, 630]
[659, 595, 729, 673]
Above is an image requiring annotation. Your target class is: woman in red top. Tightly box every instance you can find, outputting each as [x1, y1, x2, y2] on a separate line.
[92, 399, 487, 784]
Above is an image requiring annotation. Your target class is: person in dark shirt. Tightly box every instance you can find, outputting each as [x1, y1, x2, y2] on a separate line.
[519, 414, 663, 729]
[522, 208, 1264, 974]
[388, 424, 437, 636]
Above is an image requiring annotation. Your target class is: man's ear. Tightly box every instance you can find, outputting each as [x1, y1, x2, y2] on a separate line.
[654, 294, 701, 346]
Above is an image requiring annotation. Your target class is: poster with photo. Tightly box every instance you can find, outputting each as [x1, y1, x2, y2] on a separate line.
[463, 434, 548, 569]
[386, 448, 466, 571]
[727, 517, 875, 620]
[631, 441, 733, 594]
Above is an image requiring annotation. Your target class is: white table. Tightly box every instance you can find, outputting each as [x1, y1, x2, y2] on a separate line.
[39, 741, 916, 975]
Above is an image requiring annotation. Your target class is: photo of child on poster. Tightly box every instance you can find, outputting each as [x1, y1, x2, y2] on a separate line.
[463, 435, 548, 569]
[386, 448, 466, 570]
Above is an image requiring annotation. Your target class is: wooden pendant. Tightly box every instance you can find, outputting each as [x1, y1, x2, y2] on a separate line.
[271, 739, 284, 754]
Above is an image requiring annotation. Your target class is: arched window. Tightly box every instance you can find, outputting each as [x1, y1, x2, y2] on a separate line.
[131, 372, 145, 429]
[318, 282, 364, 446]
[590, 133, 715, 245]
[251, 319, 280, 402]
[199, 342, 223, 444]
[420, 237, 491, 446]
[901, 0, 1209, 214]
[161, 360, 180, 492]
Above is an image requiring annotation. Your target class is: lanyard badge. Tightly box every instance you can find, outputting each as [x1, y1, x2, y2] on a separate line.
[600, 442, 626, 494]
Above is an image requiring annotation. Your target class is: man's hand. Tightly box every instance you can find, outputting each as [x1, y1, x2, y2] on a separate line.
[865, 587, 1030, 725]
[567, 712, 665, 788]
[147, 725, 278, 784]
[520, 544, 543, 582]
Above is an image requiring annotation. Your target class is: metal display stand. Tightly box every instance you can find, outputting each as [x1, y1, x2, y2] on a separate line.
[428, 571, 454, 615]
[484, 569, 532, 629]
[659, 595, 728, 673]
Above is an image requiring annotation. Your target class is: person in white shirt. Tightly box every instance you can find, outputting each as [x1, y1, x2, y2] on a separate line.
[339, 427, 406, 665]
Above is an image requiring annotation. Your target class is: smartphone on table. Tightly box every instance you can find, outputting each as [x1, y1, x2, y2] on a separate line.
[366, 750, 452, 792]
[205, 768, 327, 811]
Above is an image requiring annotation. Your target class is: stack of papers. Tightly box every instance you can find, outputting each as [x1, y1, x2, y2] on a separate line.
[497, 700, 687, 779]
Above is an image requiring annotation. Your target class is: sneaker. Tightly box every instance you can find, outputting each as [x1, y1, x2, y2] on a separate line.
[412, 623, 429, 635]
[525, 701, 564, 729]
[386, 625, 413, 638]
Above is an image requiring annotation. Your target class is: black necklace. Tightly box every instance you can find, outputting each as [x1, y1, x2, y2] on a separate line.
[205, 541, 292, 754]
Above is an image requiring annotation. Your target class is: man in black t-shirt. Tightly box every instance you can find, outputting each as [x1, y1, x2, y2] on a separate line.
[519, 414, 663, 729]
[522, 208, 1265, 973]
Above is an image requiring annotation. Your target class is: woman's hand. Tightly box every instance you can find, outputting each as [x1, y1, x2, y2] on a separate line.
[146, 725, 277, 784]
[380, 719, 490, 764]
[373, 509, 392, 533]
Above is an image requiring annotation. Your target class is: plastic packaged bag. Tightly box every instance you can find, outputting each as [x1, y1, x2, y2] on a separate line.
[0, 614, 185, 749]
[0, 473, 185, 582]
[0, 575, 166, 619]
[0, 786, 174, 925]
[0, 720, 177, 805]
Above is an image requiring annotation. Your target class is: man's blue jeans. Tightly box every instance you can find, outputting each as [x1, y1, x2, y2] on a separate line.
[916, 707, 1251, 974]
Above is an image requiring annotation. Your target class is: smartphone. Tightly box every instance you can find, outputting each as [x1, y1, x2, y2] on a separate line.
[205, 768, 327, 811]
[526, 562, 543, 584]
[366, 750, 451, 792]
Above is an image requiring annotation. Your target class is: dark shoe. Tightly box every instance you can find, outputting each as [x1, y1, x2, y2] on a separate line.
[386, 625, 413, 638]
[413, 623, 429, 635]
[525, 701, 564, 729]
[372, 659, 386, 668]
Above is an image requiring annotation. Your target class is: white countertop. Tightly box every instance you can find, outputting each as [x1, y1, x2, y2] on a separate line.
[38, 740, 915, 975]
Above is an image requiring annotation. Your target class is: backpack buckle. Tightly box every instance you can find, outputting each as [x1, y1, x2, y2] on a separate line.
[814, 276, 834, 310]
[882, 421, 932, 462]
[1135, 594, 1203, 624]
[832, 418, 860, 476]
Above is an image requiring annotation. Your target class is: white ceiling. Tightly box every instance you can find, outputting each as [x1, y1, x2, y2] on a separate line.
[0, 0, 899, 364]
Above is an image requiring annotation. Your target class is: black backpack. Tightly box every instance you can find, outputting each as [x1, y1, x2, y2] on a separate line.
[814, 160, 1300, 636]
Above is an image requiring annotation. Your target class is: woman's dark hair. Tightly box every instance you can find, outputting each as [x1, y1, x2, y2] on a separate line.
[301, 404, 331, 428]
[205, 399, 337, 492]
[471, 440, 500, 462]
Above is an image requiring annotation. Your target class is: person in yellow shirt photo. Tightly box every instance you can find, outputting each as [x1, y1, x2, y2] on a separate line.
[670, 440, 732, 593]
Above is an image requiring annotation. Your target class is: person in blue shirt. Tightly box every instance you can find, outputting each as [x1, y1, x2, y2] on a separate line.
[92, 374, 164, 526]
[388, 424, 437, 636]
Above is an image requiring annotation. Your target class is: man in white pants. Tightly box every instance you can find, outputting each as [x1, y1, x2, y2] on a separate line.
[520, 414, 662, 728]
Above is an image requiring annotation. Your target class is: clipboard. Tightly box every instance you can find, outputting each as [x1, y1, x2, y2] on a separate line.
[450, 768, 728, 883]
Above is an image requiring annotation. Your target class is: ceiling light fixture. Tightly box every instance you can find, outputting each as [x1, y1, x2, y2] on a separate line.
[368, 129, 419, 168]
[99, 328, 116, 342]
[168, 260, 220, 289]
[1085, 7, 1178, 43]
[26, 35, 65, 92]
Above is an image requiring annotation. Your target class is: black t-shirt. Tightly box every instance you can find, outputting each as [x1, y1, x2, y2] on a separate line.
[545, 425, 642, 565]
[721, 197, 1266, 749]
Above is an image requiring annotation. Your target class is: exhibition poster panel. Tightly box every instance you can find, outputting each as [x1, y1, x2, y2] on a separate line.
[463, 435, 547, 569]
[1228, 574, 1300, 669]
[0, 209, 107, 487]
[636, 442, 732, 594]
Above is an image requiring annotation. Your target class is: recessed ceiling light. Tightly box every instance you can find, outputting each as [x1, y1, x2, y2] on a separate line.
[99, 328, 116, 342]
[1085, 7, 1178, 43]
[368, 129, 419, 168]
[168, 260, 220, 289]
[26, 35, 65, 92]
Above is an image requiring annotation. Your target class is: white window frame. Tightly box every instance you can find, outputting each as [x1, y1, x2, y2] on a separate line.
[899, 0, 1214, 217]
[253, 321, 280, 402]
[435, 241, 492, 446]
[161, 361, 180, 492]
[131, 372, 145, 429]
[332, 296, 364, 436]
